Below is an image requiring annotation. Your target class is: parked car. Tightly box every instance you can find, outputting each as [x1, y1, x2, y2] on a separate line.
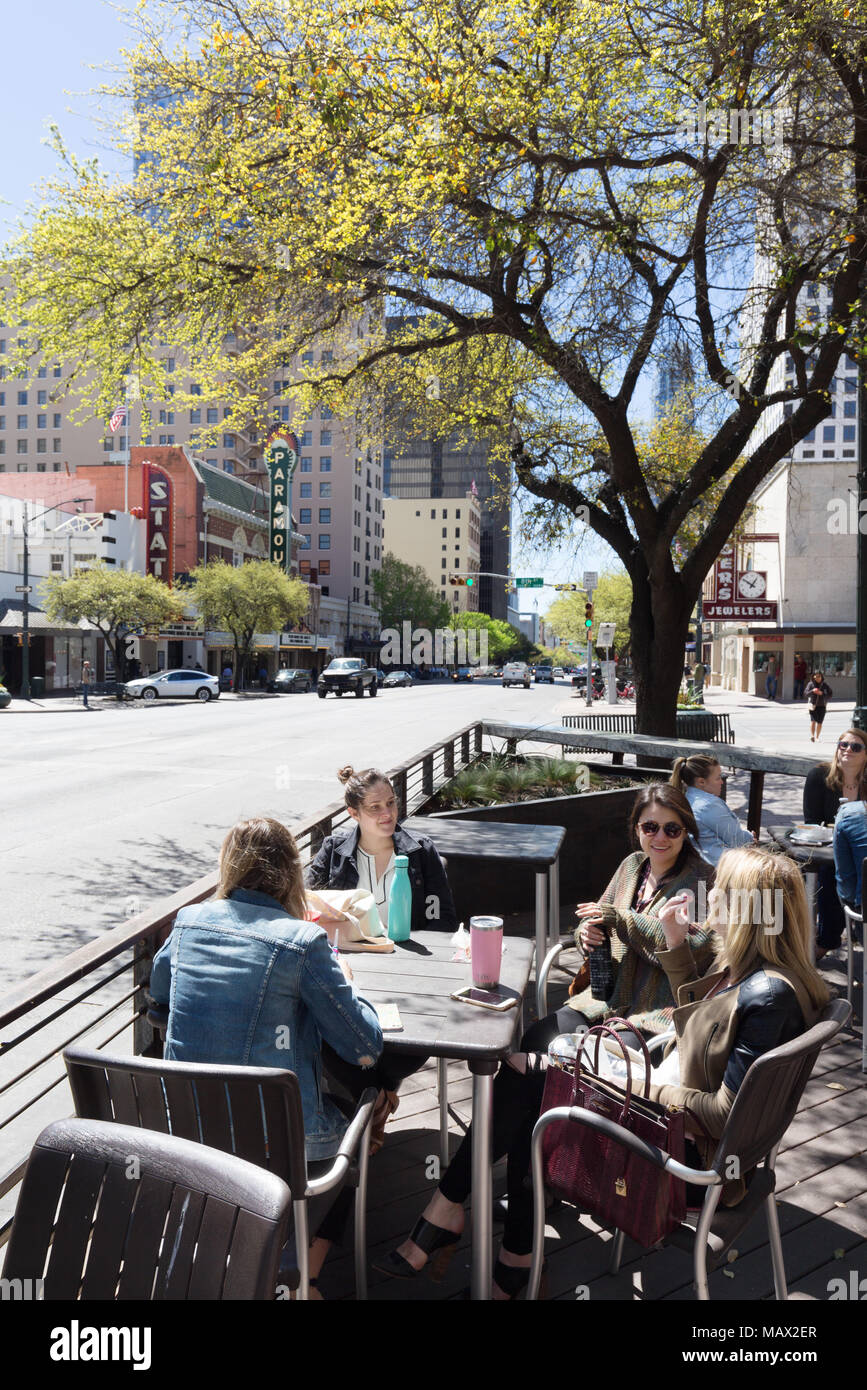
[268, 668, 314, 693]
[534, 665, 555, 684]
[552, 667, 565, 680]
[383, 670, 413, 688]
[502, 661, 531, 688]
[317, 657, 378, 698]
[123, 669, 220, 703]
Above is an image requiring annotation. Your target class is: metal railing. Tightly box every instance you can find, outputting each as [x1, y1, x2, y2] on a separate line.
[0, 716, 818, 1244]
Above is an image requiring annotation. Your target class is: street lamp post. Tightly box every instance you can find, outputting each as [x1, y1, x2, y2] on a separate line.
[18, 497, 88, 699]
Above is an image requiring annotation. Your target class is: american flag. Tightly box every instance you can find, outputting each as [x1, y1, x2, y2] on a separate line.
[109, 404, 126, 433]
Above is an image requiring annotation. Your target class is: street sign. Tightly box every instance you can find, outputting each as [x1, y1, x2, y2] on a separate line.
[598, 622, 616, 647]
[14, 585, 32, 593]
[515, 577, 544, 588]
[582, 571, 598, 592]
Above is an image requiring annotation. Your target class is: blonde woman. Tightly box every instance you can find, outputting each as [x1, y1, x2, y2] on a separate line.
[150, 816, 383, 1291]
[670, 753, 754, 866]
[652, 846, 829, 1202]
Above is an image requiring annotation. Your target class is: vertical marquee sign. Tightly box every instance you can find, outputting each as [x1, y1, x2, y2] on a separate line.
[142, 463, 174, 586]
[264, 428, 299, 572]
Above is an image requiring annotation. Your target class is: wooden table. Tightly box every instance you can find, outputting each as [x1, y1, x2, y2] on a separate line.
[351, 930, 535, 1300]
[403, 816, 567, 977]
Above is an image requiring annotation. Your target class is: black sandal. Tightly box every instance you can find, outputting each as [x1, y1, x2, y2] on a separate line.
[492, 1257, 547, 1300]
[372, 1216, 460, 1281]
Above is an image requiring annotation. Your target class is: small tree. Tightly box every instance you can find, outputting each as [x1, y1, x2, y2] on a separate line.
[42, 565, 183, 698]
[372, 553, 450, 635]
[450, 611, 529, 663]
[188, 560, 309, 690]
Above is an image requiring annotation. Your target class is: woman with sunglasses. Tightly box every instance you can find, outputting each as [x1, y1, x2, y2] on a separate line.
[669, 754, 755, 867]
[373, 785, 719, 1297]
[803, 729, 867, 954]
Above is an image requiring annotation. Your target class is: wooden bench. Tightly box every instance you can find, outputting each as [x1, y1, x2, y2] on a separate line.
[562, 710, 735, 761]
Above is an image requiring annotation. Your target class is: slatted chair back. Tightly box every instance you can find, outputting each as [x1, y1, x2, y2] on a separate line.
[2, 1118, 291, 1300]
[63, 1046, 308, 1196]
[708, 999, 850, 1178]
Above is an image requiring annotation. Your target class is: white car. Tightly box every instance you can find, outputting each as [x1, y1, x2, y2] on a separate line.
[124, 669, 220, 703]
[502, 661, 531, 688]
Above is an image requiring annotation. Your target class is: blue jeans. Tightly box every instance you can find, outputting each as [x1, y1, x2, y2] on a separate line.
[766, 677, 777, 700]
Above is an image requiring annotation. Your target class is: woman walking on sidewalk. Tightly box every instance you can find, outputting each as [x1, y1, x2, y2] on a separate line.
[805, 671, 832, 742]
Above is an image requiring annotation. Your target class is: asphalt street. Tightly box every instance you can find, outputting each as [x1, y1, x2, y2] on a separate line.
[0, 680, 855, 993]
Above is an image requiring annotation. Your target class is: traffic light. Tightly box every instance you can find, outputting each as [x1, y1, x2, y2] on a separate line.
[554, 583, 580, 591]
[466, 575, 474, 587]
[450, 575, 473, 586]
[584, 602, 594, 629]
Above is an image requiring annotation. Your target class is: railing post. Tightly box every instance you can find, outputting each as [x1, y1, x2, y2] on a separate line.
[461, 730, 470, 766]
[133, 937, 157, 1057]
[444, 738, 455, 780]
[747, 770, 765, 835]
[506, 737, 517, 756]
[422, 752, 434, 798]
[473, 723, 483, 756]
[309, 815, 333, 857]
[393, 768, 408, 819]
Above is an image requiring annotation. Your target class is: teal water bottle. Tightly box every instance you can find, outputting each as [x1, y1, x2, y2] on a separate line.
[387, 856, 412, 942]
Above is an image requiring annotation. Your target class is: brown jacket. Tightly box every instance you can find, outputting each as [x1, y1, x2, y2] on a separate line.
[647, 943, 818, 1202]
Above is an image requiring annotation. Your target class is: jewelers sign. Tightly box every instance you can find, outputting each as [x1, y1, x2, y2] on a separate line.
[264, 427, 299, 570]
[142, 463, 174, 585]
[703, 600, 778, 621]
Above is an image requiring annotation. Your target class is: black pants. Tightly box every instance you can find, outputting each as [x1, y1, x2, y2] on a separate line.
[816, 861, 846, 950]
[320, 1042, 430, 1100]
[437, 1009, 647, 1255]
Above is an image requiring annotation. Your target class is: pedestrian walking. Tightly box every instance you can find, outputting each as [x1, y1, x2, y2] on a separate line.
[81, 661, 94, 709]
[806, 671, 832, 742]
[765, 655, 778, 702]
[692, 658, 706, 700]
[793, 653, 807, 701]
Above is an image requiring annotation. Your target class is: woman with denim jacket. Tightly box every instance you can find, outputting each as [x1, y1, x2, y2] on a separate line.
[150, 816, 383, 1293]
[306, 766, 458, 1150]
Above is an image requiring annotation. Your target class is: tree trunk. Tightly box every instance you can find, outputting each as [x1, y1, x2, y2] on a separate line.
[628, 569, 691, 754]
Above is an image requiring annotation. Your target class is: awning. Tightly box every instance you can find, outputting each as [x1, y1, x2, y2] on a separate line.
[0, 600, 93, 633]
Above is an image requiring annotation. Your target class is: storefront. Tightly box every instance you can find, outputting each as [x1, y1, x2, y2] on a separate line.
[708, 623, 855, 702]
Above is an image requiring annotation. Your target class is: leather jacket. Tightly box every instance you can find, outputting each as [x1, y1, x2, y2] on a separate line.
[305, 823, 457, 933]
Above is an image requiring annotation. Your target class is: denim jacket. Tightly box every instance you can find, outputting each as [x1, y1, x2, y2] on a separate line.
[306, 823, 457, 933]
[149, 888, 383, 1160]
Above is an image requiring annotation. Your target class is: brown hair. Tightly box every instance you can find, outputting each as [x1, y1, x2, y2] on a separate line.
[824, 727, 867, 799]
[713, 847, 830, 1010]
[670, 754, 721, 794]
[629, 782, 704, 873]
[217, 817, 306, 918]
[338, 765, 394, 812]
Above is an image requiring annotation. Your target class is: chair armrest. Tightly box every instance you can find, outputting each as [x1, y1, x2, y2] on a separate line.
[537, 940, 569, 1019]
[645, 1029, 675, 1058]
[305, 1087, 378, 1197]
[530, 1105, 721, 1188]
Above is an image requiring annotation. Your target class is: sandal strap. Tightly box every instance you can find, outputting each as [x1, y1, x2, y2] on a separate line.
[408, 1215, 460, 1256]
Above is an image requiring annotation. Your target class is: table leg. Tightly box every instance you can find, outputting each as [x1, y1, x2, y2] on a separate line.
[535, 870, 547, 993]
[469, 1059, 497, 1300]
[548, 859, 560, 953]
[805, 871, 818, 963]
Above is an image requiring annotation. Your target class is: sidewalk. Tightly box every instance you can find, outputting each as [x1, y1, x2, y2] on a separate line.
[0, 690, 280, 712]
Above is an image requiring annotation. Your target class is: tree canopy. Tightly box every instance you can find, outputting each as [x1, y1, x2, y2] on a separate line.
[372, 552, 451, 632]
[9, 0, 867, 729]
[449, 609, 528, 662]
[545, 570, 633, 660]
[187, 559, 309, 686]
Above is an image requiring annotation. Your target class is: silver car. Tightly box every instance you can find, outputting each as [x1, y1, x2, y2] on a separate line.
[502, 662, 531, 688]
[124, 669, 220, 703]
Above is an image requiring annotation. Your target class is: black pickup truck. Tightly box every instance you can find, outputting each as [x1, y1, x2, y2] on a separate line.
[317, 658, 378, 698]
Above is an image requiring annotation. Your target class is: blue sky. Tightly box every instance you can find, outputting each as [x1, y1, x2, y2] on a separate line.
[0, 0, 624, 611]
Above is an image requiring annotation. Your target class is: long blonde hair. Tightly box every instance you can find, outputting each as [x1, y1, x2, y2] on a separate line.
[825, 728, 867, 799]
[711, 847, 829, 1011]
[217, 817, 307, 919]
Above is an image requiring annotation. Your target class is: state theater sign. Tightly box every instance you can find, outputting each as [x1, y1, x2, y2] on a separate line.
[142, 462, 174, 585]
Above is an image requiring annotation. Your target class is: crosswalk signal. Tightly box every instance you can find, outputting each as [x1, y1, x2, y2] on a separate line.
[584, 602, 594, 630]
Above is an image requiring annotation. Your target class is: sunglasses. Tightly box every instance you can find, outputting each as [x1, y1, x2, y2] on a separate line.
[837, 742, 866, 753]
[637, 820, 685, 839]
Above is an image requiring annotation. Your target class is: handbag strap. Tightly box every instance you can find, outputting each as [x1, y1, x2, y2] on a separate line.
[594, 1016, 653, 1098]
[579, 1023, 637, 1119]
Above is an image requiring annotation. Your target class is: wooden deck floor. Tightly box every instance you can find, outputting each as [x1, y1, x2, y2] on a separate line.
[319, 917, 867, 1303]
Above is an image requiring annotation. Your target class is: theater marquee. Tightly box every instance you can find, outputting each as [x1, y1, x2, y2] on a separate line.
[142, 463, 174, 584]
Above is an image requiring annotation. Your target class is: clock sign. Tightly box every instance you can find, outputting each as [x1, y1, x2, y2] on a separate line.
[737, 571, 767, 599]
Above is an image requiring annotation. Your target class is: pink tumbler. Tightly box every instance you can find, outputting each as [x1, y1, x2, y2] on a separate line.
[470, 916, 504, 989]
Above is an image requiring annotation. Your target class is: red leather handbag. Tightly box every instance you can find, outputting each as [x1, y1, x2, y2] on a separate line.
[539, 1019, 687, 1248]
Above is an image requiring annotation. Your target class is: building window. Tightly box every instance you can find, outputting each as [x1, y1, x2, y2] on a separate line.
[190, 382, 201, 395]
[442, 527, 447, 537]
[319, 481, 331, 497]
[51, 553, 63, 572]
[804, 429, 815, 442]
[301, 430, 312, 446]
[843, 425, 856, 442]
[456, 509, 461, 519]
[320, 430, 331, 445]
[16, 439, 27, 454]
[844, 400, 857, 418]
[299, 534, 311, 549]
[319, 534, 331, 549]
[53, 365, 61, 378]
[300, 456, 312, 472]
[37, 390, 47, 405]
[53, 438, 61, 451]
[319, 508, 331, 524]
[442, 557, 447, 569]
[275, 404, 290, 422]
[320, 455, 331, 472]
[300, 481, 312, 498]
[207, 407, 219, 424]
[17, 391, 27, 405]
[223, 460, 235, 473]
[190, 409, 201, 424]
[103, 438, 113, 451]
[17, 415, 26, 429]
[0, 417, 4, 430]
[300, 508, 312, 524]
[301, 351, 314, 365]
[37, 414, 47, 429]
[318, 559, 330, 575]
[299, 559, 311, 575]
[36, 439, 47, 454]
[223, 432, 235, 447]
[823, 425, 835, 442]
[321, 349, 332, 363]
[53, 413, 61, 428]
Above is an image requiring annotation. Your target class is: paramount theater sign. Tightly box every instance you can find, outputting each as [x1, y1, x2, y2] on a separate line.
[142, 463, 174, 584]
[264, 427, 299, 570]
